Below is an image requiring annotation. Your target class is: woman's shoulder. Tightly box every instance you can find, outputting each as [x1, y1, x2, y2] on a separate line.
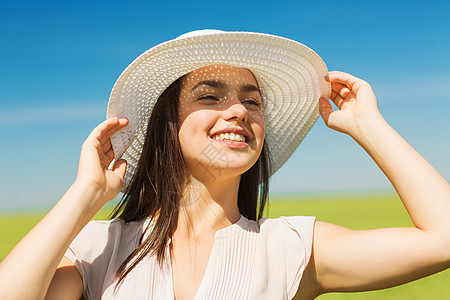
[238, 215, 316, 246]
[76, 218, 146, 241]
[251, 215, 316, 253]
[255, 215, 316, 234]
[69, 218, 146, 259]
[82, 217, 146, 232]
[243, 216, 316, 298]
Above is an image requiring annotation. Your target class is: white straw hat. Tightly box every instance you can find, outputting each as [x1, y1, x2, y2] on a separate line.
[107, 30, 330, 191]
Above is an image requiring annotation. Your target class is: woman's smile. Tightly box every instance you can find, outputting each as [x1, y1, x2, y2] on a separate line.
[212, 135, 248, 148]
[210, 127, 250, 148]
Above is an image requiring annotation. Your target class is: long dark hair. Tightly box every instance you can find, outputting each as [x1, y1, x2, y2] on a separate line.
[110, 75, 272, 287]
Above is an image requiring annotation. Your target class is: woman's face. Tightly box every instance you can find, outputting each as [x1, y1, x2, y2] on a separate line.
[178, 64, 265, 183]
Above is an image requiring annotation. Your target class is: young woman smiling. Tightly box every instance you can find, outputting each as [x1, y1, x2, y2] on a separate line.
[0, 30, 449, 300]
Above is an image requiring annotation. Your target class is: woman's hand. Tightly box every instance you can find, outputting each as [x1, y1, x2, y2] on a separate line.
[76, 117, 129, 205]
[319, 71, 381, 138]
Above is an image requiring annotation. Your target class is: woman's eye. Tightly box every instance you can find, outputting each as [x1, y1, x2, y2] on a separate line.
[242, 99, 261, 107]
[199, 95, 219, 101]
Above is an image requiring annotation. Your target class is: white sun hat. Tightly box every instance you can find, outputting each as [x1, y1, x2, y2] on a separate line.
[107, 29, 331, 191]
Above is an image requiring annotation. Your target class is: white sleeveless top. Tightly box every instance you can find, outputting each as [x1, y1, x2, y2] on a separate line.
[65, 215, 315, 299]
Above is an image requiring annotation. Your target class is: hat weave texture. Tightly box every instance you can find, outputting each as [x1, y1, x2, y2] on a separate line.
[107, 30, 330, 191]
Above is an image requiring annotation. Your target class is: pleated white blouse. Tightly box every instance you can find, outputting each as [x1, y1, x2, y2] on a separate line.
[65, 214, 315, 300]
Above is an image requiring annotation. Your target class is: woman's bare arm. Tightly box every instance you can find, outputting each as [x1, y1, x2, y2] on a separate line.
[45, 258, 83, 300]
[0, 117, 128, 300]
[307, 71, 450, 295]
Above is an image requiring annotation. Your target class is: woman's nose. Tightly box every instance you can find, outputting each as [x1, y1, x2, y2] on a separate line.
[223, 101, 248, 122]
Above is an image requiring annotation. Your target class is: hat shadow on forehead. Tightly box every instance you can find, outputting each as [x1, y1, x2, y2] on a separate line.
[181, 64, 260, 94]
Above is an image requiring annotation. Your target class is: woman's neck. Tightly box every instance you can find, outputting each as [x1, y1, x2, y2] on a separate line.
[176, 175, 241, 238]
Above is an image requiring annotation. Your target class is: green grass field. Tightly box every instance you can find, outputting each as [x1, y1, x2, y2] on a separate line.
[1, 192, 449, 299]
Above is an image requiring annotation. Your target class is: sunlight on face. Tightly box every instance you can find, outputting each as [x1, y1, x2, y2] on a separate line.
[178, 64, 265, 184]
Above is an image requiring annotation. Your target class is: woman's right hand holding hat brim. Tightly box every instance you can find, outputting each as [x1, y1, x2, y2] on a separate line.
[76, 117, 129, 210]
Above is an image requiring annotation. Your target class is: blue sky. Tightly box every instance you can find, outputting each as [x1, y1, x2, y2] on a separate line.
[1, 0, 449, 209]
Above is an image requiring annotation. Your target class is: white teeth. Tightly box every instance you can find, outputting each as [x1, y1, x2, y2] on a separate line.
[212, 132, 246, 142]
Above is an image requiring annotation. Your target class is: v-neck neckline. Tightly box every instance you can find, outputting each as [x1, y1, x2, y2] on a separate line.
[168, 214, 247, 300]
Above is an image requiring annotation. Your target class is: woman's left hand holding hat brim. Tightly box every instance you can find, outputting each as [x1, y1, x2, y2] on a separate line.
[319, 71, 381, 138]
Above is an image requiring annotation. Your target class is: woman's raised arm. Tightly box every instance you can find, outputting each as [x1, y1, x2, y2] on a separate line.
[0, 117, 128, 300]
[303, 71, 450, 296]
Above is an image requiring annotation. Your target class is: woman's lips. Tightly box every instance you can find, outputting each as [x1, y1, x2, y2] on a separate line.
[210, 135, 248, 148]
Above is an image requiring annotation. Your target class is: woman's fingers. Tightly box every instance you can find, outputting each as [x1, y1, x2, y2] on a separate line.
[80, 117, 128, 170]
[320, 71, 381, 137]
[88, 117, 128, 144]
[319, 97, 334, 125]
[87, 118, 118, 141]
[327, 71, 375, 100]
[326, 71, 377, 109]
[101, 139, 112, 154]
[99, 118, 129, 145]
[103, 147, 115, 167]
[89, 117, 128, 166]
[327, 71, 362, 89]
[330, 84, 354, 109]
[111, 159, 127, 180]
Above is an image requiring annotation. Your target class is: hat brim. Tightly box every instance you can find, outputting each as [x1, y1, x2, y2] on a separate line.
[107, 31, 331, 191]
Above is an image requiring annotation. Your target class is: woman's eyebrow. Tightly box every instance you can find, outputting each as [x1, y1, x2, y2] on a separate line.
[191, 80, 226, 91]
[240, 84, 260, 94]
[191, 80, 260, 94]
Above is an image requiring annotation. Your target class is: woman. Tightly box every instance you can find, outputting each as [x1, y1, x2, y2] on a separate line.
[0, 30, 449, 300]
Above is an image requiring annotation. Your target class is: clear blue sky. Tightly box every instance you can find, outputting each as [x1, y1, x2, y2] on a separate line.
[1, 0, 449, 209]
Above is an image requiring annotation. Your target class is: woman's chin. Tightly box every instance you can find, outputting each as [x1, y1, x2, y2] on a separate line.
[187, 160, 255, 183]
